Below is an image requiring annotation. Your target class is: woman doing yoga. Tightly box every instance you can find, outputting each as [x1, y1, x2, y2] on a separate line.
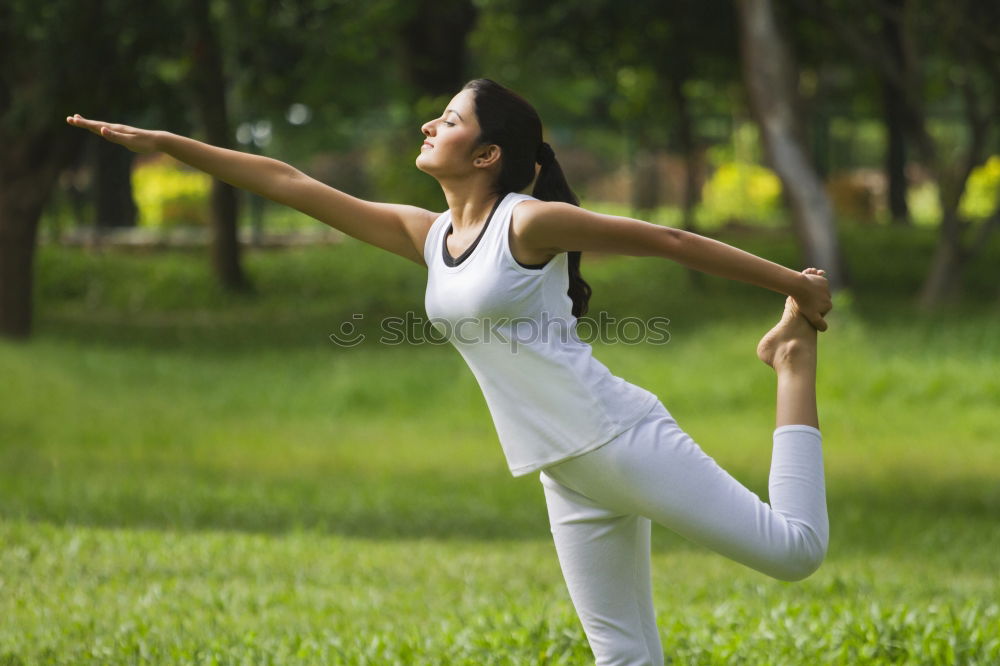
[68, 77, 832, 666]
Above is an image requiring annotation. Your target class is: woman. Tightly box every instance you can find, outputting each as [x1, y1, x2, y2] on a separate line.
[68, 78, 832, 666]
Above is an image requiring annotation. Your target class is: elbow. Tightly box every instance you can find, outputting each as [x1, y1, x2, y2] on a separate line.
[653, 225, 687, 260]
[266, 164, 308, 204]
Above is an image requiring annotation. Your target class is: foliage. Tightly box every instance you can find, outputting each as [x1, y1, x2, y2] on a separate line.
[699, 162, 784, 229]
[131, 157, 212, 228]
[902, 155, 1000, 228]
[222, 0, 419, 163]
[908, 181, 944, 228]
[959, 156, 1000, 221]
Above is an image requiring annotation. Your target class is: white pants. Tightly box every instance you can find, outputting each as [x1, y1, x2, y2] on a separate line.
[539, 401, 828, 666]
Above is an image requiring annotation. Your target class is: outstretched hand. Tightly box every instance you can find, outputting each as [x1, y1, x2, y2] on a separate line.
[65, 114, 160, 154]
[792, 268, 833, 331]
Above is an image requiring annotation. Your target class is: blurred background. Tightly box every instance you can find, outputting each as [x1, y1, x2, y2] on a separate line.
[2, 0, 999, 339]
[1, 1, 999, 663]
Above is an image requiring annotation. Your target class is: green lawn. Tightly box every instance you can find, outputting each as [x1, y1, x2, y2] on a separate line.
[2, 229, 999, 664]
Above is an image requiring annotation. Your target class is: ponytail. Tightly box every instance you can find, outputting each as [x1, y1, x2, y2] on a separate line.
[532, 142, 592, 319]
[463, 78, 594, 319]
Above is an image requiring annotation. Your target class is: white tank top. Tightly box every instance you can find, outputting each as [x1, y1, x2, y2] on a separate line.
[423, 192, 660, 476]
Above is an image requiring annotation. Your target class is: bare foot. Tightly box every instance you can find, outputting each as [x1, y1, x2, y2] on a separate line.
[757, 271, 822, 370]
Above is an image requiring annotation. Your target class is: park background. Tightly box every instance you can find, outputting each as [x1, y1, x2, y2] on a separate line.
[1, 0, 998, 663]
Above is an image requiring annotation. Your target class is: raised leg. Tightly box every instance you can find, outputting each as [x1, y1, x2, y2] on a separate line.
[537, 279, 830, 664]
[756, 268, 824, 429]
[543, 277, 831, 582]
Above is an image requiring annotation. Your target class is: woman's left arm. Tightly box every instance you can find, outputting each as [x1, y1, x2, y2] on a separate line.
[514, 200, 832, 330]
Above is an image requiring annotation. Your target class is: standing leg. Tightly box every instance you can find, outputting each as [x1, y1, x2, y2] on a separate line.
[540, 471, 664, 666]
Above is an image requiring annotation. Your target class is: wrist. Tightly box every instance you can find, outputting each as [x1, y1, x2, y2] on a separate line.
[786, 269, 808, 299]
[151, 130, 172, 153]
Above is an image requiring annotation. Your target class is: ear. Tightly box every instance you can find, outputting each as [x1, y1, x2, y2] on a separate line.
[472, 143, 502, 170]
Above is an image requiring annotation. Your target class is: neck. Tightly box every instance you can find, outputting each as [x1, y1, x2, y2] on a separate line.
[438, 175, 502, 232]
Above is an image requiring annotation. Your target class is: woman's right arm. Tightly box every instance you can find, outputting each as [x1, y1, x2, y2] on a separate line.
[66, 115, 436, 265]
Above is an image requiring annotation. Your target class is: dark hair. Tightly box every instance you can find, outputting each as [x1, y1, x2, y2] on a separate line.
[462, 78, 592, 319]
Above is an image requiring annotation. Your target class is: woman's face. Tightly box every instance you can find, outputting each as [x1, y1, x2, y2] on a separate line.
[415, 89, 484, 177]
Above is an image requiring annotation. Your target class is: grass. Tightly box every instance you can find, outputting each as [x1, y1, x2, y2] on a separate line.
[2, 225, 999, 664]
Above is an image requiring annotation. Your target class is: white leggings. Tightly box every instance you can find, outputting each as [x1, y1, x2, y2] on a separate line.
[539, 401, 828, 666]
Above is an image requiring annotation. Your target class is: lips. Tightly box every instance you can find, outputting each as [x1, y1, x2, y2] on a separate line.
[422, 141, 433, 150]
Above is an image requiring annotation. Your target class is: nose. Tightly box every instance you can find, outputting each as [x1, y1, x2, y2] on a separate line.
[421, 119, 435, 137]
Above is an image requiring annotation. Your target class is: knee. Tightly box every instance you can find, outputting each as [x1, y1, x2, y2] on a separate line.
[774, 551, 825, 582]
[771, 535, 827, 582]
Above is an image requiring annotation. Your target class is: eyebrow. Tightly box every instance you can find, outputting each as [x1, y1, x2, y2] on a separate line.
[445, 109, 463, 121]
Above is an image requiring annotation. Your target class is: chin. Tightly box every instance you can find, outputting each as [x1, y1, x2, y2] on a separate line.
[414, 154, 437, 176]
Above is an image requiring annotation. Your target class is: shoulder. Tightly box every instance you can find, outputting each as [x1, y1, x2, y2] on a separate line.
[510, 198, 590, 244]
[390, 204, 444, 267]
[510, 198, 581, 230]
[507, 197, 592, 258]
[373, 202, 442, 237]
[397, 204, 444, 239]
[398, 204, 444, 228]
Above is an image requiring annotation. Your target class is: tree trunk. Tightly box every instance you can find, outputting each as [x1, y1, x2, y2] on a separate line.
[631, 147, 659, 216]
[880, 0, 911, 227]
[0, 195, 45, 340]
[789, 0, 994, 306]
[668, 73, 701, 234]
[736, 0, 847, 289]
[0, 131, 80, 338]
[667, 71, 705, 289]
[883, 84, 911, 226]
[189, 0, 249, 292]
[916, 70, 989, 307]
[400, 0, 477, 96]
[918, 172, 976, 308]
[94, 136, 138, 228]
[918, 225, 963, 306]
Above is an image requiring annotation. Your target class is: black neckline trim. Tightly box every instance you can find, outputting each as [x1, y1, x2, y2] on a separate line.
[514, 255, 552, 270]
[442, 194, 505, 267]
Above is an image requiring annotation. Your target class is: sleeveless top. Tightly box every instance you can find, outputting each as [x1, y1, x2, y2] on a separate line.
[423, 192, 660, 476]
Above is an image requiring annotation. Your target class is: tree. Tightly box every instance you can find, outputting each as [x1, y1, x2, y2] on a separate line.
[0, 0, 174, 338]
[472, 0, 738, 230]
[790, 0, 1000, 306]
[736, 0, 848, 289]
[188, 0, 249, 292]
[879, 0, 914, 227]
[94, 139, 139, 229]
[399, 0, 478, 97]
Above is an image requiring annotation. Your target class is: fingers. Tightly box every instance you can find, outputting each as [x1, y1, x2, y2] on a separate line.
[66, 114, 107, 136]
[66, 114, 122, 137]
[66, 114, 99, 129]
[799, 267, 831, 331]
